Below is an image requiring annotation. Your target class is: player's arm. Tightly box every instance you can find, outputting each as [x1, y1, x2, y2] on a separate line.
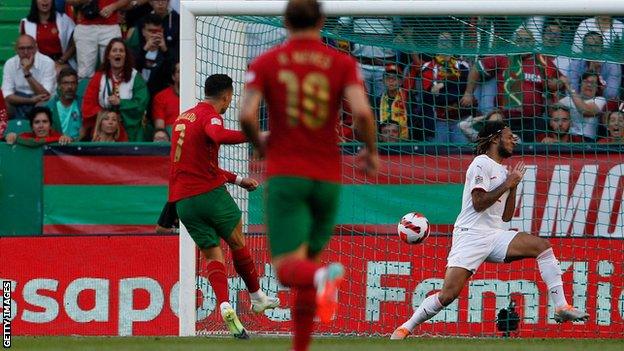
[502, 186, 517, 222]
[344, 84, 378, 176]
[472, 184, 511, 212]
[472, 162, 525, 212]
[239, 88, 264, 155]
[204, 120, 247, 144]
[460, 65, 481, 107]
[221, 168, 259, 192]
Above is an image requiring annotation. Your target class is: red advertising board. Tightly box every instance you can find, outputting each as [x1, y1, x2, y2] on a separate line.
[1, 235, 622, 337]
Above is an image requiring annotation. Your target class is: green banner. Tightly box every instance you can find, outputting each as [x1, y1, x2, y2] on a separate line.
[44, 185, 167, 225]
[248, 184, 463, 225]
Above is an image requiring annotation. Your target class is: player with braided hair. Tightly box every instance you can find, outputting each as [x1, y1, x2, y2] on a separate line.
[391, 120, 588, 340]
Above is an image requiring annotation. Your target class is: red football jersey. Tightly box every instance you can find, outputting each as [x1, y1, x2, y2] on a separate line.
[168, 102, 246, 202]
[479, 55, 556, 117]
[246, 37, 363, 182]
[152, 86, 180, 127]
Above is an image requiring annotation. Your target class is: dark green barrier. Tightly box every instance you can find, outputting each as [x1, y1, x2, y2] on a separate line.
[0, 144, 43, 235]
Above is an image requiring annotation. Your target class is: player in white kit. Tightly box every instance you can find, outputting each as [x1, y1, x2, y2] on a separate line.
[391, 120, 589, 340]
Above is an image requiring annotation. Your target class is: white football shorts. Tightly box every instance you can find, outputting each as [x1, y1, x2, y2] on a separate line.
[446, 227, 519, 273]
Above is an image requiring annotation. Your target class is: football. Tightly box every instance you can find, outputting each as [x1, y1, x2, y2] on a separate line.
[397, 212, 430, 244]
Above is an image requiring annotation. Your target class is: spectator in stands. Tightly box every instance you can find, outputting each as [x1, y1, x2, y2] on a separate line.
[82, 38, 149, 141]
[537, 20, 571, 103]
[131, 14, 174, 96]
[421, 32, 471, 143]
[339, 17, 397, 100]
[20, 0, 76, 71]
[559, 72, 607, 142]
[565, 31, 621, 100]
[598, 110, 624, 144]
[46, 67, 82, 140]
[5, 106, 71, 146]
[460, 28, 560, 142]
[376, 64, 410, 140]
[123, 0, 152, 32]
[0, 91, 7, 139]
[127, 0, 179, 60]
[66, 0, 128, 79]
[537, 104, 581, 143]
[378, 120, 402, 143]
[2, 35, 56, 120]
[151, 61, 179, 130]
[152, 127, 169, 142]
[92, 109, 124, 141]
[572, 16, 624, 54]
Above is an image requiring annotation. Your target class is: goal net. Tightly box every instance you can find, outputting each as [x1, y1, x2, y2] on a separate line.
[180, 0, 624, 338]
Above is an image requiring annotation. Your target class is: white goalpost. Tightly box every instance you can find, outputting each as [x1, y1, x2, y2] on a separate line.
[179, 0, 624, 337]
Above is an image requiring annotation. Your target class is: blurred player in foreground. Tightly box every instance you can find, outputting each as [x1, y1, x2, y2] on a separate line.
[239, 0, 378, 349]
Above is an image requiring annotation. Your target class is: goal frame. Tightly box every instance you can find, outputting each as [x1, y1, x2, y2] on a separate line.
[178, 0, 624, 336]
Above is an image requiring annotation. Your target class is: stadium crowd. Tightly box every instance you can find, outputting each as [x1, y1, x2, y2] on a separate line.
[1, 5, 623, 146]
[0, 0, 179, 145]
[329, 16, 624, 144]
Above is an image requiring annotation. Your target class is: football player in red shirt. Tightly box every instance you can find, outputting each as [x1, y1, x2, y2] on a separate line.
[170, 74, 279, 339]
[239, 1, 378, 350]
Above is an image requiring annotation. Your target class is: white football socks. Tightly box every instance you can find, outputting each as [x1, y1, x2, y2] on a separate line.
[537, 248, 568, 308]
[401, 293, 444, 331]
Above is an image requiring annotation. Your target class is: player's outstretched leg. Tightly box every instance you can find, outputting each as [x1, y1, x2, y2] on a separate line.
[536, 248, 589, 323]
[391, 267, 470, 340]
[228, 222, 281, 314]
[391, 292, 444, 340]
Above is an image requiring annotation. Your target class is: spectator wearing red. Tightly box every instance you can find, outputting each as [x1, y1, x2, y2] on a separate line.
[5, 106, 71, 146]
[66, 0, 128, 79]
[151, 61, 179, 130]
[20, 0, 76, 71]
[82, 38, 149, 141]
[598, 110, 624, 144]
[461, 29, 560, 142]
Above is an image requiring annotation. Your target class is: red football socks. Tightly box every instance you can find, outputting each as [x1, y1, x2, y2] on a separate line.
[206, 260, 229, 305]
[231, 246, 261, 293]
[292, 287, 316, 351]
[276, 257, 321, 288]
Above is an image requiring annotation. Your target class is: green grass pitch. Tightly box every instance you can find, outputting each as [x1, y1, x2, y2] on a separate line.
[10, 336, 624, 351]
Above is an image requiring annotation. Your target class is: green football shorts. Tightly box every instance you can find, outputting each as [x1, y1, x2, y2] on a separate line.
[176, 186, 242, 249]
[265, 176, 340, 257]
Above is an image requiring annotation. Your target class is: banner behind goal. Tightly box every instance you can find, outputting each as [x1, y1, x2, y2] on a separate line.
[180, 1, 624, 338]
